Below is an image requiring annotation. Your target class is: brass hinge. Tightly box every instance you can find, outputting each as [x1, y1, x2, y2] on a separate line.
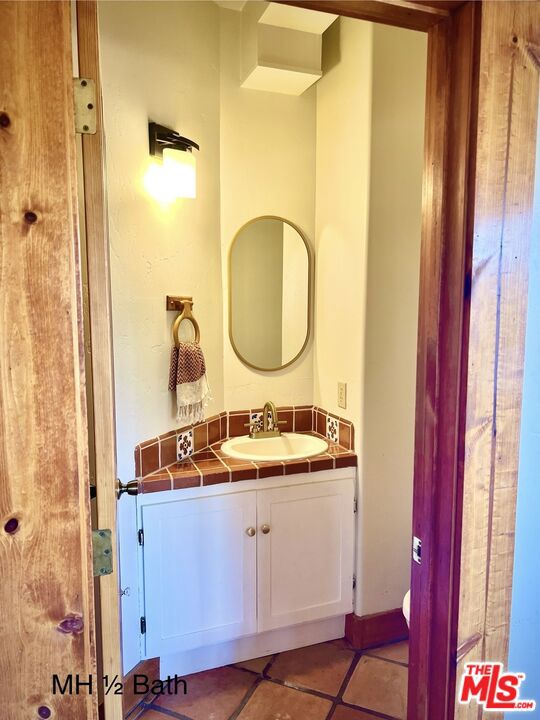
[140, 616, 146, 634]
[92, 529, 113, 577]
[138, 529, 144, 546]
[73, 78, 96, 134]
[353, 574, 357, 590]
[353, 498, 358, 513]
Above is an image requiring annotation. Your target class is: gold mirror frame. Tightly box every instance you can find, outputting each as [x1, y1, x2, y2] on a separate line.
[228, 215, 313, 372]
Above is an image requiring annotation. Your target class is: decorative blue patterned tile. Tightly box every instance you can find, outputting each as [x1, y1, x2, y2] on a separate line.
[177, 430, 194, 460]
[326, 415, 339, 443]
[250, 412, 263, 432]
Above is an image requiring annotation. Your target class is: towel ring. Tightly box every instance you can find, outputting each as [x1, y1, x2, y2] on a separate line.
[170, 297, 201, 346]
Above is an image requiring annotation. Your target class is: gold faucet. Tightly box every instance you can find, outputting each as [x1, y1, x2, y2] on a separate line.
[262, 400, 279, 435]
[245, 400, 285, 439]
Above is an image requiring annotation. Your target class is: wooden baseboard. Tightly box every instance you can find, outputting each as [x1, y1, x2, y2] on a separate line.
[122, 657, 160, 718]
[345, 608, 409, 650]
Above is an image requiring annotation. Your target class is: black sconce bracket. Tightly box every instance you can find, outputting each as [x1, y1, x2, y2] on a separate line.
[148, 122, 199, 158]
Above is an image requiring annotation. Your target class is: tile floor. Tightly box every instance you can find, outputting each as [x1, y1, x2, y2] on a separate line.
[130, 638, 409, 720]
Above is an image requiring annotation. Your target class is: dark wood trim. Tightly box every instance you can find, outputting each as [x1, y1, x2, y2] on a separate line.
[345, 610, 409, 651]
[276, 0, 454, 31]
[408, 3, 480, 719]
[122, 657, 160, 718]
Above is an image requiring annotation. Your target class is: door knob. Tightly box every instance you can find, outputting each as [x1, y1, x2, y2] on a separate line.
[261, 524, 271, 534]
[246, 527, 256, 537]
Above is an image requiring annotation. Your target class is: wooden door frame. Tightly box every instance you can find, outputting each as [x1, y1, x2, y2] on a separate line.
[75, 2, 539, 720]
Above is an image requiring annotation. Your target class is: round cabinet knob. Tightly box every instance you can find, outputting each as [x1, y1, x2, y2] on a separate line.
[246, 527, 256, 537]
[261, 524, 271, 535]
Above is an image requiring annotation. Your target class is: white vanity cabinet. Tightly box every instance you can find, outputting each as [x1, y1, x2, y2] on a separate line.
[138, 472, 355, 661]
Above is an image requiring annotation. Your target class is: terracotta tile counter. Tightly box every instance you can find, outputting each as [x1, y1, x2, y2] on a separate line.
[134, 406, 357, 495]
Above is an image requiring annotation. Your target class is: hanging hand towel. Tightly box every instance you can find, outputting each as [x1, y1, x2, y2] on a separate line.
[168, 341, 211, 425]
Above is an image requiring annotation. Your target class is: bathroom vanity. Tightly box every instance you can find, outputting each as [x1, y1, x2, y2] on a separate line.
[137, 465, 355, 676]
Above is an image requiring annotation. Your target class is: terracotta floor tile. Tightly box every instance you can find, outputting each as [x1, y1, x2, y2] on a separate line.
[343, 656, 408, 720]
[234, 655, 273, 674]
[329, 637, 354, 651]
[155, 665, 256, 720]
[268, 641, 354, 695]
[366, 641, 409, 665]
[136, 709, 169, 720]
[332, 705, 381, 720]
[236, 680, 332, 720]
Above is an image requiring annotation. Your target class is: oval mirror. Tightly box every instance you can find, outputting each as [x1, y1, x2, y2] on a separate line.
[229, 216, 312, 371]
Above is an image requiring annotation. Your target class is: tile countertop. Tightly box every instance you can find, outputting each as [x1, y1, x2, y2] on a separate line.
[139, 431, 357, 494]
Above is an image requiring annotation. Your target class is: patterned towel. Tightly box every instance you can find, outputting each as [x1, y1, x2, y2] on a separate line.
[168, 342, 211, 425]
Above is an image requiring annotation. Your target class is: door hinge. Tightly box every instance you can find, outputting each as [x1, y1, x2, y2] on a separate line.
[140, 616, 146, 634]
[352, 574, 357, 590]
[353, 498, 358, 513]
[138, 528, 144, 546]
[413, 536, 422, 565]
[92, 529, 113, 577]
[73, 77, 97, 134]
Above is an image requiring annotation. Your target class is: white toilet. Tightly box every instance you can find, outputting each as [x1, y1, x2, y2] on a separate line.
[403, 589, 411, 627]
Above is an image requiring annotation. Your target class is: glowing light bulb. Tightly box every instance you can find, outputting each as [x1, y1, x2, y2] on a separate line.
[143, 160, 177, 204]
[143, 149, 197, 203]
[163, 147, 196, 199]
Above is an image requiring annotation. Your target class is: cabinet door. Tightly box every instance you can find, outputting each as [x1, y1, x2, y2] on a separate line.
[141, 492, 257, 657]
[257, 479, 354, 632]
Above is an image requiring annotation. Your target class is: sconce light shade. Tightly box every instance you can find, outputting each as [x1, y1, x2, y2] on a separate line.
[163, 148, 196, 199]
[147, 122, 199, 200]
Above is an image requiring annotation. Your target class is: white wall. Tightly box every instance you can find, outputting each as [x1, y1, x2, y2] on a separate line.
[361, 24, 426, 614]
[314, 17, 372, 450]
[100, 0, 224, 483]
[315, 18, 426, 614]
[98, 0, 224, 671]
[220, 6, 316, 409]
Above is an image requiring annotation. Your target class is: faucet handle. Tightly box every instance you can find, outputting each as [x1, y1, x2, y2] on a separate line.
[244, 422, 260, 438]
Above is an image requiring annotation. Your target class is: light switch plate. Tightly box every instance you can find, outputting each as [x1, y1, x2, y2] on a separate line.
[338, 382, 347, 409]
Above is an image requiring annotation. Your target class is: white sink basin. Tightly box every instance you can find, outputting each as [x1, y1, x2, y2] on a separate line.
[221, 433, 328, 463]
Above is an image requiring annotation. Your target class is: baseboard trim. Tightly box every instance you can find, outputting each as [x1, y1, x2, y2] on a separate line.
[122, 656, 160, 718]
[159, 615, 345, 679]
[345, 608, 409, 650]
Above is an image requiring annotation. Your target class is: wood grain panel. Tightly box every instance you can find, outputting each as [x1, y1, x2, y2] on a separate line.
[0, 2, 97, 718]
[456, 3, 540, 719]
[75, 3, 123, 720]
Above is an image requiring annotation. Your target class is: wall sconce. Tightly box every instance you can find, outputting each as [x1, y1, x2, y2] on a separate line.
[145, 122, 199, 201]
